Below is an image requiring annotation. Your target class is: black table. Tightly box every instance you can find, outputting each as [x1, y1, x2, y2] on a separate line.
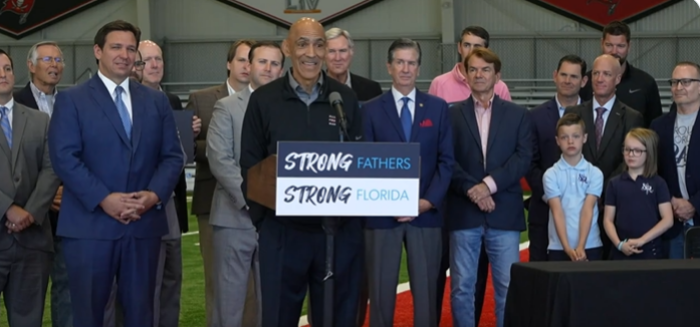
[504, 260, 700, 327]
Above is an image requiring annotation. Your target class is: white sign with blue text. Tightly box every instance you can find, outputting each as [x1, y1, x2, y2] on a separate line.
[276, 142, 420, 217]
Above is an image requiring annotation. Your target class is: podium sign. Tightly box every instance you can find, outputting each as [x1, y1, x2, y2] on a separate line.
[276, 141, 420, 216]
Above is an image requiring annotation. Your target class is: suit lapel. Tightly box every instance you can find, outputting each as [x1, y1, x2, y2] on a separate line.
[10, 105, 27, 170]
[460, 97, 483, 155]
[216, 84, 228, 100]
[486, 97, 504, 155]
[410, 91, 428, 141]
[547, 98, 561, 130]
[90, 76, 131, 148]
[686, 110, 700, 173]
[0, 108, 11, 163]
[130, 83, 145, 153]
[381, 92, 407, 141]
[580, 101, 597, 156]
[598, 101, 623, 156]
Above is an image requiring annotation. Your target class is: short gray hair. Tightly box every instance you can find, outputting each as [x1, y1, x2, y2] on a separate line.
[27, 41, 64, 79]
[325, 27, 354, 49]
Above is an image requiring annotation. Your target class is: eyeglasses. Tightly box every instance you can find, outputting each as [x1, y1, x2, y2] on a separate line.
[39, 56, 63, 64]
[134, 61, 145, 71]
[668, 79, 700, 87]
[623, 147, 647, 156]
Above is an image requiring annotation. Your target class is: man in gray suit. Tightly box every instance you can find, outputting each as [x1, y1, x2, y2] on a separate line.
[206, 41, 284, 327]
[186, 39, 254, 324]
[0, 49, 61, 326]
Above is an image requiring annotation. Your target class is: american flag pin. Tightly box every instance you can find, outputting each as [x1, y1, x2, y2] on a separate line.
[328, 115, 337, 126]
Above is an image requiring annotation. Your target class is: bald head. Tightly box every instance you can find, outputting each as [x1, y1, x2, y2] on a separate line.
[138, 39, 164, 89]
[591, 54, 622, 101]
[594, 54, 621, 74]
[284, 18, 325, 91]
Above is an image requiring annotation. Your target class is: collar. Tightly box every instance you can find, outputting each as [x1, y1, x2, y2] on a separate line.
[473, 93, 495, 109]
[248, 84, 255, 93]
[288, 68, 324, 92]
[0, 98, 14, 111]
[593, 95, 616, 111]
[620, 171, 649, 181]
[98, 69, 130, 97]
[30, 81, 58, 97]
[451, 63, 468, 83]
[345, 71, 352, 88]
[555, 95, 580, 110]
[391, 86, 416, 103]
[226, 79, 236, 96]
[621, 61, 633, 81]
[556, 154, 588, 171]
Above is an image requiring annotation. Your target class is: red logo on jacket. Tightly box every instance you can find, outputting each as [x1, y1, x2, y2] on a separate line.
[419, 119, 433, 128]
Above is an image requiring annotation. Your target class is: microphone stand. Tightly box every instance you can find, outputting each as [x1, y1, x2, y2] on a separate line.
[323, 114, 350, 327]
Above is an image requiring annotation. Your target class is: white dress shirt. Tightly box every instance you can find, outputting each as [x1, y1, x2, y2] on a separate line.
[391, 86, 416, 122]
[98, 70, 132, 122]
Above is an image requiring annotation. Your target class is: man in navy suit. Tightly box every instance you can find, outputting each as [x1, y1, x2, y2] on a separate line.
[526, 55, 588, 261]
[651, 61, 700, 259]
[362, 38, 453, 327]
[447, 48, 532, 327]
[47, 20, 184, 327]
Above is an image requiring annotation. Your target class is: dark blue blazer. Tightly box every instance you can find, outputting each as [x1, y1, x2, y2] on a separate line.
[48, 74, 184, 240]
[650, 111, 700, 239]
[447, 95, 533, 232]
[525, 98, 562, 224]
[362, 90, 454, 229]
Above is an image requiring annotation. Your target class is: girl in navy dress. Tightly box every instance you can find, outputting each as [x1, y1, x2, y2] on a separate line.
[603, 128, 674, 259]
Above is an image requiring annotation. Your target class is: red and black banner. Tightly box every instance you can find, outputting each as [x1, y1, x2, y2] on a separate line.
[0, 0, 108, 39]
[526, 0, 683, 30]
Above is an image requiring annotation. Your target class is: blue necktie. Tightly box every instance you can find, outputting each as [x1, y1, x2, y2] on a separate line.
[0, 106, 11, 148]
[115, 86, 132, 139]
[400, 97, 412, 142]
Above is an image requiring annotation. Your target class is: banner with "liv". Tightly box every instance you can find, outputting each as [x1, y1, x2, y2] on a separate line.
[276, 141, 420, 217]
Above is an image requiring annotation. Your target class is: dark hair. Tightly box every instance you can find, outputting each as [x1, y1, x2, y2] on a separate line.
[93, 20, 141, 65]
[226, 39, 256, 77]
[386, 38, 422, 66]
[0, 49, 13, 70]
[556, 112, 586, 135]
[675, 61, 700, 78]
[94, 20, 141, 49]
[557, 54, 587, 77]
[602, 21, 631, 43]
[460, 26, 490, 48]
[464, 47, 501, 74]
[248, 41, 285, 69]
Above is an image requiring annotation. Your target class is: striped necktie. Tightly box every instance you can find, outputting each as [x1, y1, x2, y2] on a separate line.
[115, 86, 132, 139]
[0, 106, 11, 148]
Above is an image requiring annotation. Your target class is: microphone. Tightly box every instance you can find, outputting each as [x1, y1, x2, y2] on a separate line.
[329, 92, 349, 140]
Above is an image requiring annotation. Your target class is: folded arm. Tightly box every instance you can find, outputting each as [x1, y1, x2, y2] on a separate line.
[146, 93, 187, 204]
[48, 92, 111, 211]
[207, 100, 246, 208]
[25, 118, 61, 226]
[486, 111, 533, 193]
[423, 103, 454, 208]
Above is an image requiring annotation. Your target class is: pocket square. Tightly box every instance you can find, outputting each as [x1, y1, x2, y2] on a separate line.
[419, 119, 433, 128]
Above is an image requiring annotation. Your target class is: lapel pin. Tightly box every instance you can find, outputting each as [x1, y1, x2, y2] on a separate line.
[419, 103, 424, 107]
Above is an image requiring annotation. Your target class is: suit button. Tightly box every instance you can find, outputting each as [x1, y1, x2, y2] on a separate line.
[14, 177, 19, 182]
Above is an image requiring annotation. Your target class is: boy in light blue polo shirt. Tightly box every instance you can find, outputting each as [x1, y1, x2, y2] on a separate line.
[543, 113, 604, 261]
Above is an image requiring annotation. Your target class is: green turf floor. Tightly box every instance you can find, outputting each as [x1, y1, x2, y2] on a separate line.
[0, 202, 530, 326]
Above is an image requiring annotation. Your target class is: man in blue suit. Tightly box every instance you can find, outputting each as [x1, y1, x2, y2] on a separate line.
[362, 38, 453, 327]
[526, 54, 588, 261]
[47, 20, 184, 327]
[651, 61, 700, 259]
[447, 48, 532, 327]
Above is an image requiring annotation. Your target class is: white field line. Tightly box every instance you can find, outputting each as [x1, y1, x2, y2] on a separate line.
[297, 241, 531, 326]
